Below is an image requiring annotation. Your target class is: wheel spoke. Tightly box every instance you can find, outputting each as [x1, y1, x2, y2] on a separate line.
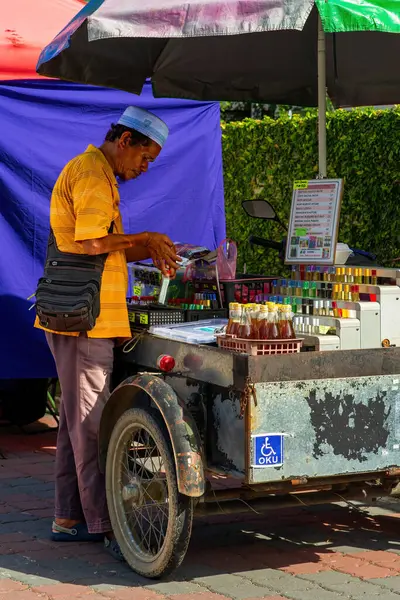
[118, 422, 170, 558]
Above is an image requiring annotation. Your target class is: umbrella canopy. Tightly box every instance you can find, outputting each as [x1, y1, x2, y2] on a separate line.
[0, 0, 83, 81]
[37, 0, 400, 107]
[317, 0, 400, 33]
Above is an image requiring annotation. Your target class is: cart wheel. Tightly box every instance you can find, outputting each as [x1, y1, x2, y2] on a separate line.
[106, 407, 194, 578]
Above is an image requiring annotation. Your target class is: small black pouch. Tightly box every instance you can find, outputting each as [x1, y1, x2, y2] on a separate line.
[35, 225, 113, 333]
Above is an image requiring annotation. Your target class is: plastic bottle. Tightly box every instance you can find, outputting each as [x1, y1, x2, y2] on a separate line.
[346, 268, 354, 284]
[265, 303, 280, 339]
[294, 316, 304, 335]
[310, 282, 317, 298]
[250, 304, 261, 339]
[312, 318, 320, 335]
[279, 305, 296, 339]
[303, 317, 310, 334]
[324, 300, 332, 317]
[227, 302, 240, 336]
[257, 305, 269, 340]
[296, 298, 303, 314]
[237, 305, 252, 339]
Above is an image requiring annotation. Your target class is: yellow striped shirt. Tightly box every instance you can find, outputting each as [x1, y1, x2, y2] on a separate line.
[35, 144, 131, 339]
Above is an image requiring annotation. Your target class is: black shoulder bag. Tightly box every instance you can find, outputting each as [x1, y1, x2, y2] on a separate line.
[35, 224, 113, 333]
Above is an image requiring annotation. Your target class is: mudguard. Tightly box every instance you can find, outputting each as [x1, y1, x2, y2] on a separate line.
[99, 373, 205, 498]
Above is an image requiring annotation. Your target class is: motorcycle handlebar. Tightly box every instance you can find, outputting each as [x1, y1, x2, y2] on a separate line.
[249, 235, 283, 252]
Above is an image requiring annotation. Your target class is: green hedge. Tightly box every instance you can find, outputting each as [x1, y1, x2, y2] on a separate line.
[222, 109, 400, 275]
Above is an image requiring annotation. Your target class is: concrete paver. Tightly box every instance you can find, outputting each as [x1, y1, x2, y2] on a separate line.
[3, 418, 400, 599]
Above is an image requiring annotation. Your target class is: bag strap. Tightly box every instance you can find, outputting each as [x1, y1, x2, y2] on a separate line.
[48, 221, 114, 249]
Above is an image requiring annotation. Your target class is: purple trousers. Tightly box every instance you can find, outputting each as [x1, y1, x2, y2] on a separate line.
[46, 332, 114, 534]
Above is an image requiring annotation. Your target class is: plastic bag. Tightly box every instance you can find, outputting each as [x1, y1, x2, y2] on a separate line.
[217, 239, 237, 280]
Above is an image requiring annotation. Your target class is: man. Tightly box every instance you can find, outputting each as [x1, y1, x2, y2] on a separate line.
[35, 106, 179, 560]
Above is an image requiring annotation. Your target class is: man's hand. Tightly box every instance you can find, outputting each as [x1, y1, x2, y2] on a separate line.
[154, 259, 179, 279]
[144, 233, 181, 277]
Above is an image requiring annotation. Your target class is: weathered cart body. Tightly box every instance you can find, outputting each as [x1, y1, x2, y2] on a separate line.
[100, 335, 400, 578]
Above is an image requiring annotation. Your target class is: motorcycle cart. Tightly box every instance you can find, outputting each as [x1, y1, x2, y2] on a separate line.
[100, 331, 400, 578]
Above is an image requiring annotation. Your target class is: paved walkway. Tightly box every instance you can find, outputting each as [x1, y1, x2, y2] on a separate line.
[2, 419, 400, 600]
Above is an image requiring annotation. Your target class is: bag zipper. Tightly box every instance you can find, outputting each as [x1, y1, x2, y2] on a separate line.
[46, 260, 99, 270]
[38, 278, 100, 291]
[37, 299, 90, 309]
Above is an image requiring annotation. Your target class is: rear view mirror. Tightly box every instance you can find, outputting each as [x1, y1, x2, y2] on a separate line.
[242, 200, 276, 220]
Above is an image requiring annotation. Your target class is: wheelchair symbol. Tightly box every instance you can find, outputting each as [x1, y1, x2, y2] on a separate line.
[255, 435, 282, 466]
[258, 437, 276, 464]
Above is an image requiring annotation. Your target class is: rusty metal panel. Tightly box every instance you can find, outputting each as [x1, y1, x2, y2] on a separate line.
[248, 374, 400, 485]
[211, 391, 246, 476]
[247, 347, 400, 383]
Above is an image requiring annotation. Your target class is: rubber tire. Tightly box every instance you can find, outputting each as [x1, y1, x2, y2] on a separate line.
[106, 407, 194, 578]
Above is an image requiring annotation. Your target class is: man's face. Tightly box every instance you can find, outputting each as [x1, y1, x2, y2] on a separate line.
[115, 132, 161, 182]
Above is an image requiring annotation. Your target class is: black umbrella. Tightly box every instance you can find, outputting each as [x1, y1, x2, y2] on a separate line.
[36, 0, 400, 175]
[37, 0, 400, 107]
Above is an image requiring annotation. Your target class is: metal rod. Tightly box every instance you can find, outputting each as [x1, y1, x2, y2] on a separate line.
[317, 13, 327, 178]
[205, 471, 393, 502]
[194, 486, 386, 517]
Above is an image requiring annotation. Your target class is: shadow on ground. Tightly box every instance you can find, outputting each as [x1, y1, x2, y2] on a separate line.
[2, 420, 400, 589]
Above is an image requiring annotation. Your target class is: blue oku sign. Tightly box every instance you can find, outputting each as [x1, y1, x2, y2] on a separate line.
[253, 434, 284, 468]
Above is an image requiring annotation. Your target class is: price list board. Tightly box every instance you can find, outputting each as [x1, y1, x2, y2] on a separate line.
[285, 179, 343, 265]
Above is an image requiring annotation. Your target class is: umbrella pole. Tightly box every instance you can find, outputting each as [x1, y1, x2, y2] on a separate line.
[317, 13, 327, 178]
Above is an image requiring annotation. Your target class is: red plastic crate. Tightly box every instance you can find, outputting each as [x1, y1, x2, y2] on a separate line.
[217, 335, 303, 356]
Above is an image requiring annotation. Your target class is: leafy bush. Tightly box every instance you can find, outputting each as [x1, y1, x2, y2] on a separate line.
[222, 108, 400, 275]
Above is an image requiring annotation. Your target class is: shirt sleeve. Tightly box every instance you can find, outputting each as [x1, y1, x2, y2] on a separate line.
[72, 166, 114, 242]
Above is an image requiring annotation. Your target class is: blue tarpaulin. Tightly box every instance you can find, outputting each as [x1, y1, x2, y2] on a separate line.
[0, 80, 224, 379]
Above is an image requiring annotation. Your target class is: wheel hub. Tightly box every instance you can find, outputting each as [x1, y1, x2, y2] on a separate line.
[122, 481, 141, 503]
[122, 477, 166, 506]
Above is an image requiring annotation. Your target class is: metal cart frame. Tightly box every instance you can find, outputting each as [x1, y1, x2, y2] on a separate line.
[100, 336, 400, 578]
